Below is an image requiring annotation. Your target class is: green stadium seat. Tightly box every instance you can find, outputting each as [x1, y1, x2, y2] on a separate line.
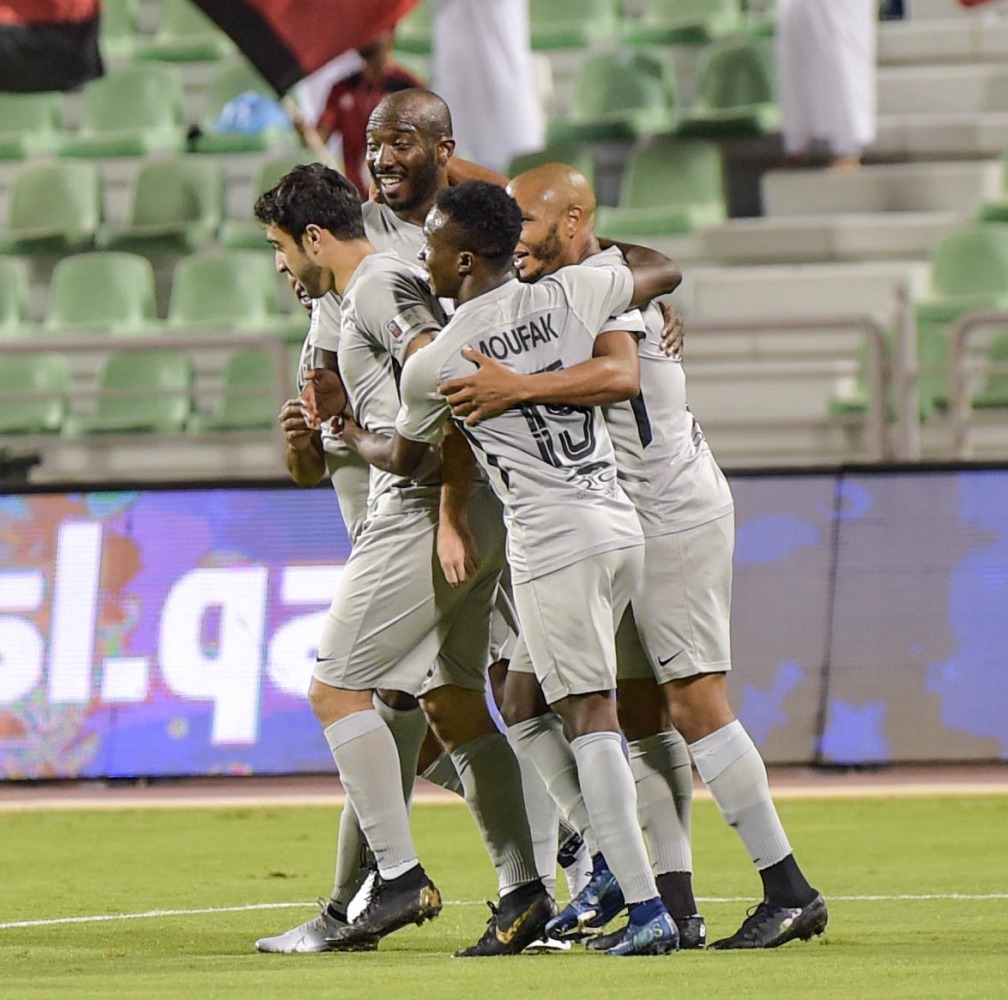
[99, 157, 224, 254]
[134, 0, 235, 61]
[167, 249, 284, 333]
[676, 39, 780, 138]
[394, 1, 433, 54]
[219, 153, 313, 250]
[194, 59, 294, 154]
[44, 252, 159, 336]
[59, 63, 185, 158]
[99, 0, 142, 59]
[64, 349, 192, 434]
[972, 331, 1008, 410]
[624, 0, 743, 45]
[0, 92, 62, 160]
[0, 353, 72, 435]
[189, 348, 280, 431]
[744, 0, 778, 38]
[529, 0, 621, 50]
[507, 141, 598, 190]
[0, 258, 33, 337]
[913, 226, 1008, 417]
[596, 137, 726, 236]
[547, 49, 677, 143]
[977, 146, 1008, 223]
[0, 160, 101, 254]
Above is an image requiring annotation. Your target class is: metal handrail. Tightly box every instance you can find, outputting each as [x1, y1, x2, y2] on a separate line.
[948, 308, 1008, 458]
[0, 332, 291, 465]
[684, 313, 892, 460]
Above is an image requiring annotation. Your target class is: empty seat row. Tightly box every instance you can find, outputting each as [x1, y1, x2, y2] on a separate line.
[0, 60, 294, 161]
[0, 347, 283, 436]
[0, 154, 309, 256]
[101, 0, 235, 62]
[0, 250, 307, 341]
[545, 40, 778, 144]
[395, 0, 774, 54]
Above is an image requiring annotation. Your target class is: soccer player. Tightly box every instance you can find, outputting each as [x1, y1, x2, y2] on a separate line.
[370, 180, 683, 956]
[363, 86, 593, 906]
[439, 163, 829, 951]
[255, 164, 552, 957]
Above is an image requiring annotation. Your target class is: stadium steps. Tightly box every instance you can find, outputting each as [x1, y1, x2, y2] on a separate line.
[680, 260, 931, 326]
[879, 16, 1008, 65]
[906, 0, 1008, 19]
[698, 212, 961, 265]
[761, 161, 1004, 217]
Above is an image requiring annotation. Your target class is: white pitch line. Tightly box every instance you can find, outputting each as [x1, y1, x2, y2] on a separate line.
[2, 894, 1006, 930]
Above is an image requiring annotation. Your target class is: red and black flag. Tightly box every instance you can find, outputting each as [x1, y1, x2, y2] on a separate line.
[0, 0, 103, 92]
[192, 0, 423, 95]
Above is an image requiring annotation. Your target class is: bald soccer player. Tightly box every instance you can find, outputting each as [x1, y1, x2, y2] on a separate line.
[356, 181, 684, 956]
[439, 163, 828, 951]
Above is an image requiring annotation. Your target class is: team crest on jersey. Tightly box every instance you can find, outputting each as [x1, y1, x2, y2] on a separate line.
[386, 318, 404, 340]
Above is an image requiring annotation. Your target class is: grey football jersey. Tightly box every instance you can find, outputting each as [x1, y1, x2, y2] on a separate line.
[339, 251, 445, 501]
[362, 200, 426, 261]
[396, 265, 644, 584]
[583, 252, 733, 536]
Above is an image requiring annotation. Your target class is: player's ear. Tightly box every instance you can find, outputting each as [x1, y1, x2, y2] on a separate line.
[437, 138, 456, 166]
[565, 204, 584, 234]
[303, 224, 324, 256]
[458, 250, 474, 276]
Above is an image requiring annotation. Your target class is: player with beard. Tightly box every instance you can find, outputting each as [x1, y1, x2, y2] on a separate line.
[255, 164, 554, 957]
[363, 87, 594, 911]
[437, 163, 828, 951]
[363, 181, 684, 956]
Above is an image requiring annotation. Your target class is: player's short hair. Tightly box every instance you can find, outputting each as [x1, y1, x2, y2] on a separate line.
[254, 163, 365, 243]
[435, 182, 522, 263]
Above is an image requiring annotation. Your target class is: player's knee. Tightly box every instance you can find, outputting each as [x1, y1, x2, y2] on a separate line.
[665, 673, 734, 743]
[500, 672, 549, 727]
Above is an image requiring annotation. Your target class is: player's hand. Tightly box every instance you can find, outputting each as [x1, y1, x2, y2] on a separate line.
[438, 346, 524, 425]
[278, 398, 314, 450]
[436, 516, 480, 586]
[658, 301, 684, 359]
[337, 413, 361, 450]
[301, 368, 349, 427]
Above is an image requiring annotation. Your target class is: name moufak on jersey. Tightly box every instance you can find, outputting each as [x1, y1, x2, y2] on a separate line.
[477, 312, 559, 360]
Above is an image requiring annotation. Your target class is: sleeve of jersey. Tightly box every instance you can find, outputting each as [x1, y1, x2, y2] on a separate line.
[599, 306, 647, 339]
[395, 349, 449, 445]
[561, 263, 635, 335]
[308, 293, 342, 353]
[359, 270, 444, 367]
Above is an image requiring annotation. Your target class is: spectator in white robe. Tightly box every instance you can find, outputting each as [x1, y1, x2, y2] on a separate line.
[430, 0, 545, 174]
[776, 0, 877, 168]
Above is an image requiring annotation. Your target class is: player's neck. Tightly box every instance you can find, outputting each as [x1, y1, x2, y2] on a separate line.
[457, 267, 512, 306]
[330, 239, 376, 295]
[573, 231, 602, 265]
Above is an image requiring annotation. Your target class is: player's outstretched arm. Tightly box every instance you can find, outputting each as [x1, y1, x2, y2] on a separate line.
[340, 418, 432, 477]
[439, 330, 640, 426]
[598, 237, 683, 308]
[437, 421, 480, 585]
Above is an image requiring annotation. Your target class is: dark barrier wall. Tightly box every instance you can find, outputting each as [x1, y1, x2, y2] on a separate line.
[1, 466, 1006, 779]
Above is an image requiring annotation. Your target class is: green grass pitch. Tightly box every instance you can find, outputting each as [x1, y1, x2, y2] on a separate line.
[1, 794, 1006, 999]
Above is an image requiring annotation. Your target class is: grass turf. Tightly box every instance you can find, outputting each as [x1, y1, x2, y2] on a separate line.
[1, 795, 1006, 999]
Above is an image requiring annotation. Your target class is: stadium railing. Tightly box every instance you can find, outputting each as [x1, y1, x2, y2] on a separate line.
[0, 332, 290, 481]
[948, 308, 1008, 458]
